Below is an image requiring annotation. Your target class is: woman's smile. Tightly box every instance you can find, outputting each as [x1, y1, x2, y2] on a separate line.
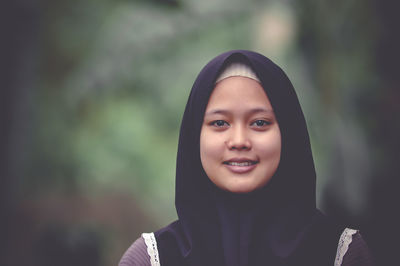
[223, 157, 259, 174]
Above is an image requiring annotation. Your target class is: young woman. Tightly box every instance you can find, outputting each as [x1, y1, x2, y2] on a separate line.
[119, 50, 373, 266]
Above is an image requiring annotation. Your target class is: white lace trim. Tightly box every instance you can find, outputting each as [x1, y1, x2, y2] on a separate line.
[334, 228, 358, 266]
[142, 232, 160, 266]
[141, 229, 356, 266]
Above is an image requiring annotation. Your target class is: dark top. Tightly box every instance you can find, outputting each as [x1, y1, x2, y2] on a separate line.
[119, 231, 373, 266]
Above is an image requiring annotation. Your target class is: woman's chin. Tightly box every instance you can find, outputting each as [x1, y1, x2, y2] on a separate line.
[222, 182, 258, 194]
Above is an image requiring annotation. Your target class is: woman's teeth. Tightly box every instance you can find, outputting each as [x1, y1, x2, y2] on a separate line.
[225, 161, 255, 166]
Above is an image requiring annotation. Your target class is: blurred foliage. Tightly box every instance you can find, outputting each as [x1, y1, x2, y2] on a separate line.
[3, 0, 398, 265]
[31, 0, 256, 218]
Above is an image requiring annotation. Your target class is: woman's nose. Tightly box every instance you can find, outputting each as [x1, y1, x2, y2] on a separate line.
[226, 126, 251, 150]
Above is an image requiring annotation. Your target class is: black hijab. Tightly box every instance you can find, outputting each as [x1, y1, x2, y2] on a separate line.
[154, 50, 343, 266]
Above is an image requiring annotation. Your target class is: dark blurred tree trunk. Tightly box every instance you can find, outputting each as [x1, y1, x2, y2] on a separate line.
[369, 0, 400, 264]
[295, 0, 400, 264]
[0, 0, 39, 264]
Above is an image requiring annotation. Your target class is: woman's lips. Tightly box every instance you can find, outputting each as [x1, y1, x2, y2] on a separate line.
[223, 159, 258, 174]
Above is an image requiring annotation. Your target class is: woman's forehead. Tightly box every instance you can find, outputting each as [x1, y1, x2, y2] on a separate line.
[205, 76, 273, 113]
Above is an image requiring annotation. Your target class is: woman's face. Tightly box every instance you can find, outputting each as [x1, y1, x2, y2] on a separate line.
[200, 76, 281, 193]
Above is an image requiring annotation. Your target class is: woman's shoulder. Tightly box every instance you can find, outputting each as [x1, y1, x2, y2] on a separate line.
[119, 233, 160, 266]
[335, 228, 374, 266]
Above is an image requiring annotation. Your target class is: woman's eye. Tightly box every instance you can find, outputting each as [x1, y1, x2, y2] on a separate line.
[211, 120, 229, 127]
[251, 120, 271, 127]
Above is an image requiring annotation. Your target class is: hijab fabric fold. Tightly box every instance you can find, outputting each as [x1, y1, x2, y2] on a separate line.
[155, 50, 343, 266]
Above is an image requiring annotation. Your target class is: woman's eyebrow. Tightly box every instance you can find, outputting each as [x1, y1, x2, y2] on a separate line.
[204, 108, 274, 116]
[248, 108, 274, 114]
[204, 109, 230, 116]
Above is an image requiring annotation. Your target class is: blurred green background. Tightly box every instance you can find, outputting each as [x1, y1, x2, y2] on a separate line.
[2, 0, 399, 265]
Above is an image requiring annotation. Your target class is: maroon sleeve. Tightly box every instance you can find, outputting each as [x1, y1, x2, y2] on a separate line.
[341, 232, 374, 266]
[119, 237, 151, 266]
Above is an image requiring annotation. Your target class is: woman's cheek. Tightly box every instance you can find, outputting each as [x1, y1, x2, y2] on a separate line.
[205, 134, 225, 160]
[256, 132, 281, 159]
